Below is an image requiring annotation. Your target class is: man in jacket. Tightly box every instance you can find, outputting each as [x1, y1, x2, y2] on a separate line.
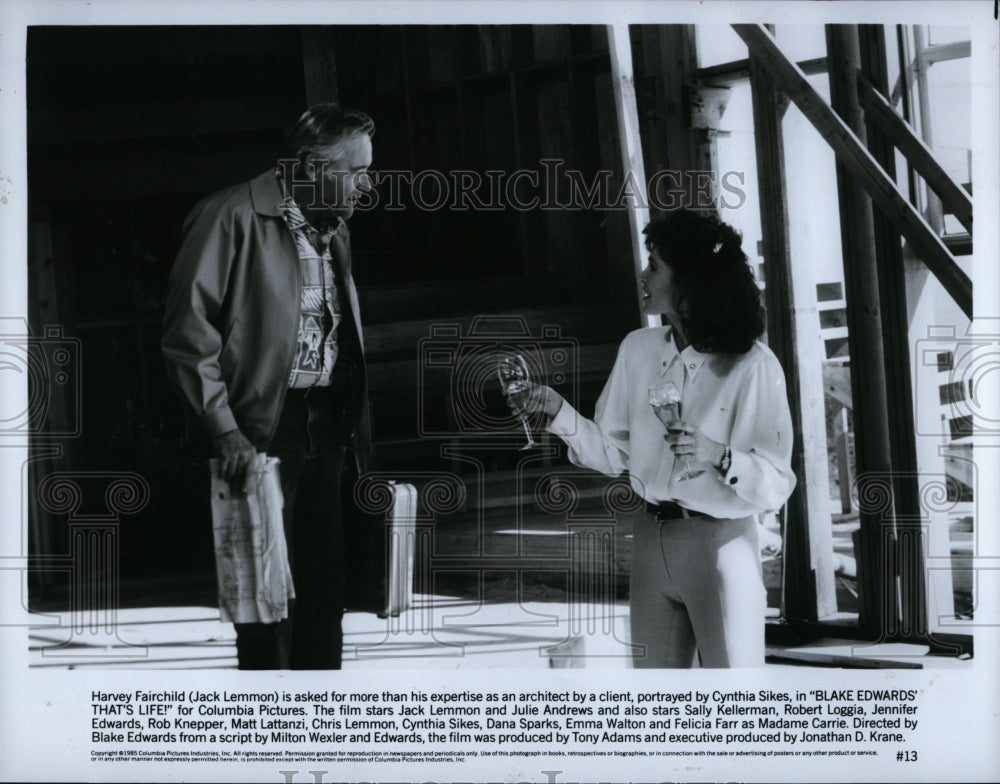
[162, 103, 375, 669]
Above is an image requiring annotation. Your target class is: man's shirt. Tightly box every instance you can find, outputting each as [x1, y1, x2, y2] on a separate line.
[278, 187, 346, 389]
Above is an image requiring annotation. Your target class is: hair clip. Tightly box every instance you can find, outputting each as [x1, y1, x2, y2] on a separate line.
[712, 241, 723, 254]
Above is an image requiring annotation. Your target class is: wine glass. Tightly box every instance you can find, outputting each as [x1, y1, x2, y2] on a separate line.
[648, 381, 705, 480]
[497, 354, 537, 450]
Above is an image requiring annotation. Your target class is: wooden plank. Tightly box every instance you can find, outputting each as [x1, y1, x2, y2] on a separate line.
[361, 303, 637, 354]
[27, 26, 299, 65]
[826, 25, 898, 631]
[607, 24, 653, 327]
[30, 94, 300, 145]
[859, 22, 921, 515]
[634, 26, 673, 208]
[731, 23, 972, 319]
[30, 147, 282, 203]
[536, 79, 588, 298]
[749, 44, 837, 622]
[943, 234, 972, 256]
[857, 72, 972, 233]
[506, 68, 531, 290]
[658, 26, 700, 204]
[533, 26, 571, 61]
[427, 27, 458, 85]
[857, 24, 927, 635]
[593, 69, 638, 304]
[698, 55, 827, 85]
[923, 40, 971, 66]
[911, 27, 944, 236]
[366, 343, 620, 393]
[765, 650, 922, 669]
[478, 26, 513, 73]
[301, 27, 340, 105]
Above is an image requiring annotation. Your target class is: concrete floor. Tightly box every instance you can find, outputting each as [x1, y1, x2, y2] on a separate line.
[27, 594, 971, 671]
[23, 500, 974, 671]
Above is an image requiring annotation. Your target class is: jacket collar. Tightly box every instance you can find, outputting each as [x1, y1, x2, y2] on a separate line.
[249, 169, 284, 217]
[251, 168, 350, 239]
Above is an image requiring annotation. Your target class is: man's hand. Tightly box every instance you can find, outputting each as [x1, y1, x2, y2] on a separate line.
[212, 429, 257, 490]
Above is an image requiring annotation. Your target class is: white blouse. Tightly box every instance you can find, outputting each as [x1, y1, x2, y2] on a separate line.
[546, 326, 796, 520]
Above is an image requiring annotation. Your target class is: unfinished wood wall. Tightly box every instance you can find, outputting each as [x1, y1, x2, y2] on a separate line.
[26, 25, 646, 588]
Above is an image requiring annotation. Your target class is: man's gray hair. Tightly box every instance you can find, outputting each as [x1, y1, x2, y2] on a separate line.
[287, 102, 375, 161]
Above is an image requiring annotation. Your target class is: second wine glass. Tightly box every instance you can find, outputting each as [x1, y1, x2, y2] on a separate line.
[648, 380, 705, 480]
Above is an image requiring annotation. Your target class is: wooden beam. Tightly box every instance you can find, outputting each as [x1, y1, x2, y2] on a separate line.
[858, 25, 932, 639]
[765, 650, 923, 669]
[607, 24, 653, 327]
[698, 55, 827, 85]
[857, 71, 972, 234]
[749, 43, 838, 621]
[923, 40, 971, 66]
[826, 25, 901, 631]
[877, 26, 961, 640]
[858, 23, 921, 513]
[661, 25, 701, 176]
[942, 234, 972, 256]
[301, 26, 340, 105]
[890, 40, 970, 106]
[30, 94, 300, 145]
[361, 303, 637, 355]
[731, 23, 972, 319]
[634, 25, 701, 220]
[30, 147, 283, 204]
[911, 27, 944, 235]
[27, 26, 300, 65]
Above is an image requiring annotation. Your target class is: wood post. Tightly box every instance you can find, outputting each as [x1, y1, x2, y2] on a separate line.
[857, 24, 922, 530]
[826, 25, 900, 631]
[634, 25, 700, 221]
[748, 40, 837, 621]
[301, 27, 340, 105]
[607, 24, 654, 327]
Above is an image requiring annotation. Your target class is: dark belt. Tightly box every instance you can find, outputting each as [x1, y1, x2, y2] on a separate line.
[646, 500, 709, 521]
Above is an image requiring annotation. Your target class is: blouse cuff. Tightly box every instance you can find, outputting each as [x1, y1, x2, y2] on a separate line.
[720, 448, 754, 491]
[546, 399, 577, 436]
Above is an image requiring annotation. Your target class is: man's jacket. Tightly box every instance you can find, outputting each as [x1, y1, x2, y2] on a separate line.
[162, 169, 374, 472]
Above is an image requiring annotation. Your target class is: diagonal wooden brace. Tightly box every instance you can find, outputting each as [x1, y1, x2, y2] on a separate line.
[857, 70, 973, 235]
[732, 23, 973, 319]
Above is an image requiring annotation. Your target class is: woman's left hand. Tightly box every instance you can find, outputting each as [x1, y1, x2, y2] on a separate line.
[664, 423, 726, 468]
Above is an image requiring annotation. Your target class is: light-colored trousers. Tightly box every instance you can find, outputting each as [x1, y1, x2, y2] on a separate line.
[629, 512, 765, 668]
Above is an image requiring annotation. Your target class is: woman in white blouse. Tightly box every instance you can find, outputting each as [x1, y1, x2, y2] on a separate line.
[526, 209, 796, 667]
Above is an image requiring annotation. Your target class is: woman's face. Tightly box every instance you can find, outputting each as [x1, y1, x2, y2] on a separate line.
[639, 248, 682, 319]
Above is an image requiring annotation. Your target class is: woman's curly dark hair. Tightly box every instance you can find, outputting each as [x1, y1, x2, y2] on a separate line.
[643, 210, 765, 354]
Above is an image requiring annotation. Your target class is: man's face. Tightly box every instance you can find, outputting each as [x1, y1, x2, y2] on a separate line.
[296, 131, 373, 222]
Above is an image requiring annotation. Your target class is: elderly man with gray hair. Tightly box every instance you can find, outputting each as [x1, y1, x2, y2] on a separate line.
[162, 103, 376, 670]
